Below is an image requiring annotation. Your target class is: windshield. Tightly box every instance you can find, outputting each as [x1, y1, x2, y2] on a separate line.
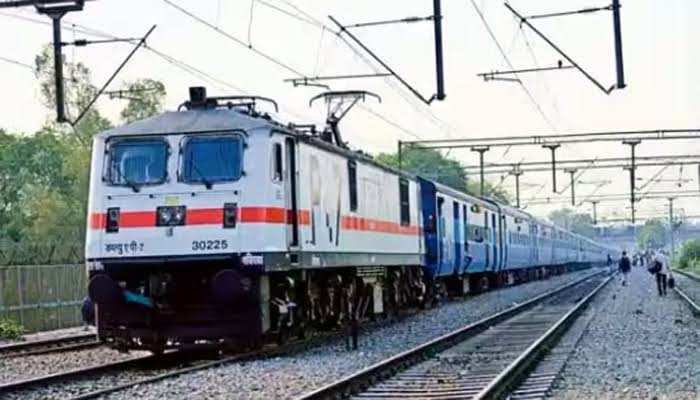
[182, 136, 243, 183]
[108, 139, 168, 186]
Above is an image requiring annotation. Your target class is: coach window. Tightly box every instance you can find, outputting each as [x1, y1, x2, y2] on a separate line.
[399, 178, 410, 226]
[348, 160, 358, 211]
[272, 143, 283, 182]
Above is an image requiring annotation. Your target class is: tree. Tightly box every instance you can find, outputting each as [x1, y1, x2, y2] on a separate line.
[0, 47, 167, 249]
[376, 147, 467, 191]
[677, 239, 700, 270]
[547, 208, 596, 237]
[0, 131, 73, 240]
[375, 147, 510, 203]
[34, 46, 112, 145]
[119, 79, 167, 123]
[636, 219, 667, 249]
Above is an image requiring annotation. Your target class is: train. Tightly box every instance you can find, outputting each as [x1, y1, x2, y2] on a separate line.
[85, 87, 617, 352]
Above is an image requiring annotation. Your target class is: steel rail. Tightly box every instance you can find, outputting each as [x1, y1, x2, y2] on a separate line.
[0, 353, 169, 393]
[474, 275, 611, 399]
[66, 318, 408, 400]
[0, 332, 98, 357]
[672, 269, 700, 315]
[294, 270, 606, 400]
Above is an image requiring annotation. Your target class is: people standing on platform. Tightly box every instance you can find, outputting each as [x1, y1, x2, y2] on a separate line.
[618, 251, 631, 286]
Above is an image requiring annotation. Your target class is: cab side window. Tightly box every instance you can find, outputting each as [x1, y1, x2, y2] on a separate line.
[399, 178, 410, 226]
[348, 160, 358, 211]
[272, 143, 283, 182]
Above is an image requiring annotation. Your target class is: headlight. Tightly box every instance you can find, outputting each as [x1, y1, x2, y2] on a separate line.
[156, 206, 186, 226]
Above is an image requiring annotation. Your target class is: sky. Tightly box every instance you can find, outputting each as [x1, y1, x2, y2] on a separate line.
[1, 0, 699, 225]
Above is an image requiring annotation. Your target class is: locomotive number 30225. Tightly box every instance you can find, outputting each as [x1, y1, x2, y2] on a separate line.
[192, 240, 229, 251]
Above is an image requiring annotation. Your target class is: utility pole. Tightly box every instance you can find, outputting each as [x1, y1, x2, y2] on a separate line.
[623, 139, 641, 224]
[0, 1, 86, 122]
[509, 166, 524, 208]
[590, 200, 599, 225]
[432, 0, 446, 101]
[668, 197, 675, 256]
[611, 0, 626, 89]
[542, 143, 561, 193]
[564, 168, 577, 206]
[471, 146, 490, 196]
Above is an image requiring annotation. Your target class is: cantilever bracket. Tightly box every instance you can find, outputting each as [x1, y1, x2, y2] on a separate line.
[504, 2, 625, 94]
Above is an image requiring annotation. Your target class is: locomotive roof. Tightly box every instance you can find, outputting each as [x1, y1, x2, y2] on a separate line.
[97, 108, 273, 139]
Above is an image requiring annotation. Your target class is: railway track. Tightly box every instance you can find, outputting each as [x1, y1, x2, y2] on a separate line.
[1, 270, 606, 400]
[673, 269, 700, 315]
[0, 332, 100, 358]
[2, 321, 383, 400]
[295, 271, 610, 400]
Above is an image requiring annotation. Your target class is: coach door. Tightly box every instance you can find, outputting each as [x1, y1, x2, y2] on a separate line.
[500, 214, 506, 271]
[285, 138, 299, 249]
[437, 196, 446, 270]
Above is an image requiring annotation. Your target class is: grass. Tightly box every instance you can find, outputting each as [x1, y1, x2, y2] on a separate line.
[0, 317, 26, 340]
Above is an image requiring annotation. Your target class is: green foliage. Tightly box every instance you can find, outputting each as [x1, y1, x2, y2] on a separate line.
[636, 219, 667, 249]
[120, 79, 167, 123]
[676, 239, 700, 270]
[547, 208, 596, 237]
[34, 46, 112, 146]
[0, 318, 25, 340]
[376, 147, 510, 203]
[0, 48, 165, 261]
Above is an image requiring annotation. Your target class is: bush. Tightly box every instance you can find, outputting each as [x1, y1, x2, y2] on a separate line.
[677, 239, 700, 270]
[0, 318, 25, 340]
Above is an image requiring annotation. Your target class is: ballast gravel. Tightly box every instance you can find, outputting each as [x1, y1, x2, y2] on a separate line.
[0, 347, 145, 385]
[674, 271, 700, 305]
[102, 268, 602, 400]
[550, 267, 700, 399]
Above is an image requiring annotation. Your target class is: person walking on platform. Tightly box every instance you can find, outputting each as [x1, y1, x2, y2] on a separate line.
[652, 250, 671, 296]
[619, 251, 631, 286]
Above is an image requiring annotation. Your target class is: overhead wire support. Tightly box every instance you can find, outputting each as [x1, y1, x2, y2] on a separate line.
[504, 2, 622, 94]
[70, 24, 156, 126]
[400, 128, 700, 149]
[0, 0, 86, 7]
[524, 5, 613, 20]
[61, 37, 141, 46]
[327, 0, 446, 105]
[477, 63, 574, 81]
[344, 15, 433, 29]
[284, 73, 392, 87]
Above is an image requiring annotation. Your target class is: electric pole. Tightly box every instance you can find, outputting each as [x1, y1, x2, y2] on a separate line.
[471, 146, 490, 196]
[564, 168, 577, 206]
[668, 197, 675, 256]
[542, 143, 561, 193]
[623, 139, 641, 224]
[590, 200, 599, 225]
[509, 166, 524, 208]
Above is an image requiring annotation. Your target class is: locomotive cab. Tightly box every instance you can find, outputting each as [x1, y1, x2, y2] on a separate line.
[86, 89, 290, 351]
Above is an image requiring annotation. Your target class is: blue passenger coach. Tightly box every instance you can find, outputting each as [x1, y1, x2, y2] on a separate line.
[418, 176, 608, 293]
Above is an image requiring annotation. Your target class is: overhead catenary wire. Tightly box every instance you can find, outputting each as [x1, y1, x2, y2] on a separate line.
[0, 55, 33, 70]
[270, 0, 457, 139]
[469, 0, 557, 133]
[162, 0, 429, 141]
[163, 0, 305, 77]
